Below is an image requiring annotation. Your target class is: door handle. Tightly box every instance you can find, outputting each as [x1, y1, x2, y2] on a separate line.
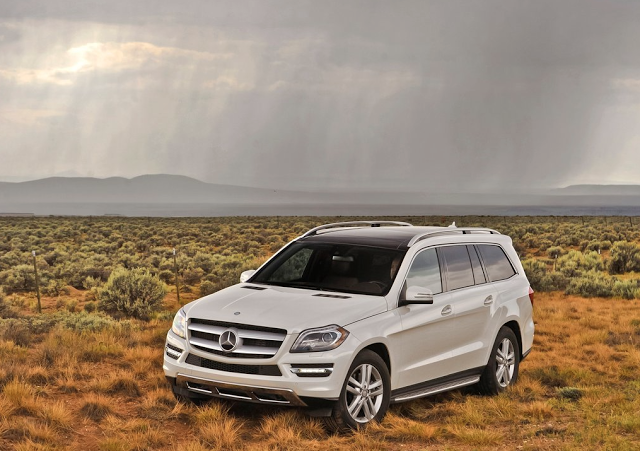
[484, 295, 494, 306]
[441, 305, 453, 316]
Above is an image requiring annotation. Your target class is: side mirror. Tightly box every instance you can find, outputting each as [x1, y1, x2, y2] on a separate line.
[399, 286, 434, 307]
[240, 270, 256, 283]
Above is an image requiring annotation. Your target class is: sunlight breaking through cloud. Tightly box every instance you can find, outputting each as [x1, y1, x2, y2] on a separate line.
[0, 41, 233, 87]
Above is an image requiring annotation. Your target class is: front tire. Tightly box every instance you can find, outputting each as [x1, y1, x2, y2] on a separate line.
[325, 350, 391, 432]
[479, 326, 520, 395]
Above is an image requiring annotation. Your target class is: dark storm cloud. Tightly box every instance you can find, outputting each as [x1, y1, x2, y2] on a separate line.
[1, 1, 640, 189]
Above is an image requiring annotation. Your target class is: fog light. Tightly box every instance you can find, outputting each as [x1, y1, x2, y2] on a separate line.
[165, 343, 183, 360]
[290, 364, 333, 377]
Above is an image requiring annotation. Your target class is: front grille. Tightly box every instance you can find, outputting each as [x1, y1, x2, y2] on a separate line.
[188, 319, 287, 359]
[185, 353, 282, 376]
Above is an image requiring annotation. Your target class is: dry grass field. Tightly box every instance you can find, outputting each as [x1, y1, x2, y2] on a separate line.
[1, 291, 639, 451]
[1, 216, 640, 450]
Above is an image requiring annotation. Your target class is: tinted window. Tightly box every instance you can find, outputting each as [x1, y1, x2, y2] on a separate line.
[270, 248, 313, 282]
[477, 244, 516, 282]
[252, 242, 405, 295]
[467, 245, 487, 284]
[441, 246, 474, 291]
[406, 248, 442, 294]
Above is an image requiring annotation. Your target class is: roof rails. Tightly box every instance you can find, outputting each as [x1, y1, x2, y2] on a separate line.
[407, 227, 501, 247]
[301, 221, 413, 238]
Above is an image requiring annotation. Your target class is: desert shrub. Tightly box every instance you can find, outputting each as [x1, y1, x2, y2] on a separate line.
[0, 312, 126, 339]
[602, 231, 622, 243]
[546, 246, 564, 259]
[521, 233, 539, 249]
[59, 311, 131, 333]
[536, 239, 553, 252]
[584, 240, 611, 252]
[98, 267, 167, 320]
[555, 233, 580, 247]
[158, 269, 174, 284]
[82, 276, 102, 290]
[565, 272, 614, 297]
[193, 252, 216, 273]
[0, 264, 36, 293]
[67, 255, 112, 288]
[522, 259, 547, 291]
[538, 272, 569, 292]
[42, 279, 68, 297]
[182, 267, 204, 285]
[0, 288, 20, 319]
[511, 240, 525, 255]
[600, 240, 613, 250]
[582, 251, 604, 272]
[556, 252, 581, 278]
[557, 250, 603, 277]
[156, 311, 174, 322]
[84, 301, 96, 313]
[200, 280, 216, 297]
[608, 241, 640, 274]
[612, 280, 640, 300]
[0, 319, 32, 346]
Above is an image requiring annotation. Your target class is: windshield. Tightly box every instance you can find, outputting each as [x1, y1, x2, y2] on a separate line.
[251, 242, 406, 296]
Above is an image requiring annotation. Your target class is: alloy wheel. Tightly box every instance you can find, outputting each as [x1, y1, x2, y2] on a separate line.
[345, 363, 385, 423]
[495, 338, 516, 388]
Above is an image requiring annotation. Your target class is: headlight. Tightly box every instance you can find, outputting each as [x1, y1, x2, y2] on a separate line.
[171, 308, 186, 339]
[290, 325, 349, 353]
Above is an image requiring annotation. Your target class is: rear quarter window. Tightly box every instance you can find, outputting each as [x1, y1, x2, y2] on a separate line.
[477, 244, 516, 282]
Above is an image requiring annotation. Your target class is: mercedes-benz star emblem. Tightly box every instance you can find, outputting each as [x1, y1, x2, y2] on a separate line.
[219, 329, 240, 352]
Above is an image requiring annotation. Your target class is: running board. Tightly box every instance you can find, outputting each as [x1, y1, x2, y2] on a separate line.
[391, 375, 480, 403]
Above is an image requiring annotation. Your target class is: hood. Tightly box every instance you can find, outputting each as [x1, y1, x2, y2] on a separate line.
[183, 284, 388, 334]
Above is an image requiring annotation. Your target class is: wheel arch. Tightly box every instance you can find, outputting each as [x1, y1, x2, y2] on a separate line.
[360, 342, 391, 375]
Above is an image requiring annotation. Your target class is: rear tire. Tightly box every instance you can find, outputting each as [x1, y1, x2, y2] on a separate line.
[324, 350, 391, 432]
[479, 326, 520, 395]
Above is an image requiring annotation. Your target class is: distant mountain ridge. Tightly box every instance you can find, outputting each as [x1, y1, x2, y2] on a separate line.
[1, 175, 640, 216]
[555, 184, 640, 196]
[0, 174, 305, 205]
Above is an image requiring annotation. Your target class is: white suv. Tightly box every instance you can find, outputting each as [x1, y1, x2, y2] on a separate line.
[164, 221, 534, 430]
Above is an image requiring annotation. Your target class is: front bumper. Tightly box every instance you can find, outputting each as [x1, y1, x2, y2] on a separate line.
[174, 373, 307, 406]
[163, 329, 359, 402]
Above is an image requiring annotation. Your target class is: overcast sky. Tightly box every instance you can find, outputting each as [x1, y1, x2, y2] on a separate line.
[0, 0, 639, 192]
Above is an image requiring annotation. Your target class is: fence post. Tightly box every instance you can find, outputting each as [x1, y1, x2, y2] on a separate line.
[172, 248, 181, 305]
[32, 251, 41, 313]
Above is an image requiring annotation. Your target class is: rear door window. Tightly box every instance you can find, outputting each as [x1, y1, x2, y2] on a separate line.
[441, 245, 475, 291]
[477, 244, 516, 282]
